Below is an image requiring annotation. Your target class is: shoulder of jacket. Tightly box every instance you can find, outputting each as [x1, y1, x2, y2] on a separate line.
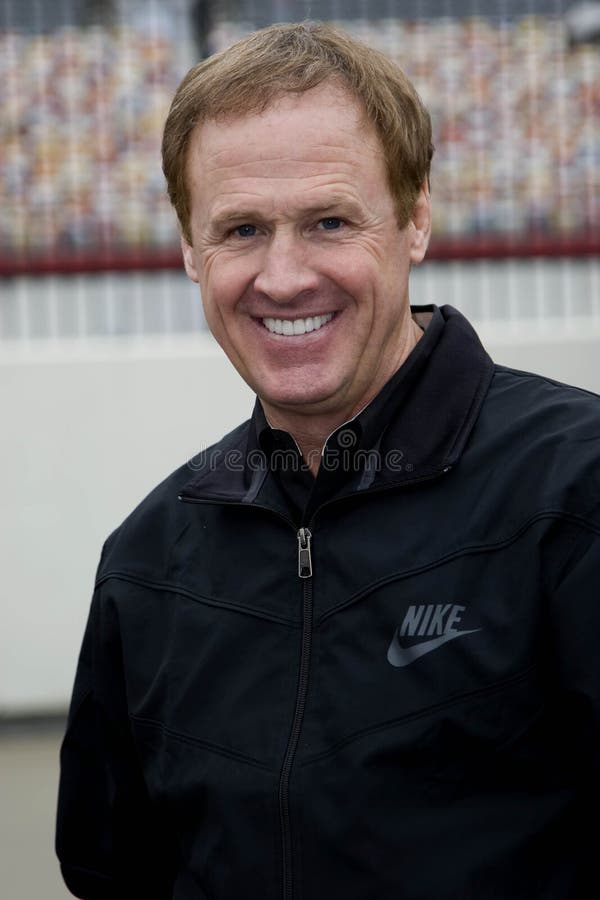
[490, 362, 600, 434]
[482, 364, 600, 526]
[95, 418, 252, 585]
[491, 363, 599, 402]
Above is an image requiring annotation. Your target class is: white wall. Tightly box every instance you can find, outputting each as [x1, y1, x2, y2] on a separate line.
[0, 336, 254, 714]
[1, 263, 600, 714]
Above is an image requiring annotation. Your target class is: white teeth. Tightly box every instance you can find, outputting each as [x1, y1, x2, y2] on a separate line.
[262, 313, 334, 336]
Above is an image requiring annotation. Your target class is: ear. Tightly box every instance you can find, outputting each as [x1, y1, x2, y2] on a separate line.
[408, 181, 432, 265]
[180, 233, 200, 283]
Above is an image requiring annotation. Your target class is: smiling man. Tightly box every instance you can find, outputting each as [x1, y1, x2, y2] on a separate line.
[56, 21, 600, 900]
[179, 79, 429, 469]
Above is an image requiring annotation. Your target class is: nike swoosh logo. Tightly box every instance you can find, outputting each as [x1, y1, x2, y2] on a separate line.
[387, 628, 481, 668]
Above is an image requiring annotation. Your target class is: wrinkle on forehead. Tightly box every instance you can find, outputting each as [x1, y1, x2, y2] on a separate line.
[189, 139, 386, 190]
[187, 83, 385, 175]
[197, 162, 376, 196]
[188, 145, 388, 213]
[200, 147, 381, 173]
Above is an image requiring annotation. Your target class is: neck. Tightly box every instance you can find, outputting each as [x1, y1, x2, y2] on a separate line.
[261, 315, 424, 475]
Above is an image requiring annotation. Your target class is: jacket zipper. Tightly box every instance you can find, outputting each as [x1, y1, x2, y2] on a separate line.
[178, 494, 313, 899]
[279, 527, 313, 900]
[179, 469, 450, 899]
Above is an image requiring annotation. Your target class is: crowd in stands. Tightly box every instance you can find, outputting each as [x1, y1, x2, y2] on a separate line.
[1, 15, 599, 256]
[0, 25, 182, 254]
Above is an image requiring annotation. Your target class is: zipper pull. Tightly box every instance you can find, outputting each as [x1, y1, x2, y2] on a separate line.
[297, 528, 313, 579]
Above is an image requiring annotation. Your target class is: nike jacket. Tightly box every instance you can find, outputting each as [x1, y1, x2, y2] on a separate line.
[56, 304, 600, 900]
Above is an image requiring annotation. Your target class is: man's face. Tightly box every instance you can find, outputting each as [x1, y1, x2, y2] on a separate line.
[181, 81, 430, 421]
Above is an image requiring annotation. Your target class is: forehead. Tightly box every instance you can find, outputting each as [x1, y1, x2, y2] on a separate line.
[185, 82, 388, 204]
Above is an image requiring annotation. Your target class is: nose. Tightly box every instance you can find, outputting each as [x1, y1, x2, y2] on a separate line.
[253, 231, 320, 304]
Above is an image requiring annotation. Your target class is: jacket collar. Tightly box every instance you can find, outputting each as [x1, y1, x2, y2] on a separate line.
[179, 304, 495, 511]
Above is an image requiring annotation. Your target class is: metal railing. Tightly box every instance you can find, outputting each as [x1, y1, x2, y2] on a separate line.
[2, 258, 599, 343]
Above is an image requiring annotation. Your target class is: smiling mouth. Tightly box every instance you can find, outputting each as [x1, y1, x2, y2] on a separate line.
[261, 313, 335, 336]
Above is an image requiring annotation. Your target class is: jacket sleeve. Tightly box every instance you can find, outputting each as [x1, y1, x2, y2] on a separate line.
[55, 567, 178, 898]
[550, 524, 600, 750]
[547, 523, 600, 889]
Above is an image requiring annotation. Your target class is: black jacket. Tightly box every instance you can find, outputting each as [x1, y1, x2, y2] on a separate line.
[56, 305, 600, 899]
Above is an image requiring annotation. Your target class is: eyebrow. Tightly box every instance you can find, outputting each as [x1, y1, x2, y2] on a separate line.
[210, 197, 360, 231]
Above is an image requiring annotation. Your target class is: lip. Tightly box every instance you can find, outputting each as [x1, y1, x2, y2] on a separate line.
[251, 311, 339, 323]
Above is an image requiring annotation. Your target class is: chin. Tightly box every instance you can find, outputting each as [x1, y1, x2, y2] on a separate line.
[261, 385, 346, 415]
[262, 389, 328, 409]
[244, 356, 351, 411]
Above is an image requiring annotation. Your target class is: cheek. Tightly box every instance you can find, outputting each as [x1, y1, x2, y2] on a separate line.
[318, 248, 371, 292]
[327, 253, 385, 309]
[201, 254, 255, 315]
[203, 252, 259, 295]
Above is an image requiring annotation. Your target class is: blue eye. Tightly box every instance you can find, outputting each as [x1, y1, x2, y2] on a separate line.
[235, 224, 256, 237]
[320, 217, 342, 230]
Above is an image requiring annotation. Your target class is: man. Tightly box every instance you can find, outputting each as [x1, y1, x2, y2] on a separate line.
[56, 21, 600, 900]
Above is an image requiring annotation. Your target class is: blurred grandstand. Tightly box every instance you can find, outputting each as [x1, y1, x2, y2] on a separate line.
[1, 0, 599, 275]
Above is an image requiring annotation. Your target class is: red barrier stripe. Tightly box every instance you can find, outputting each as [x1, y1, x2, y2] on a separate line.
[1, 234, 599, 277]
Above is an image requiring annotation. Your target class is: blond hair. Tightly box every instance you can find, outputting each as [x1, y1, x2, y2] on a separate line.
[162, 21, 434, 244]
